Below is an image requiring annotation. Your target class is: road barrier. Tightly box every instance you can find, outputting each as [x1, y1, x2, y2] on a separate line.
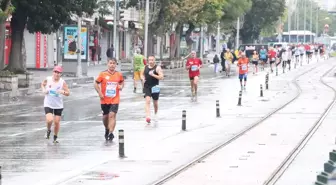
[265, 73, 269, 90]
[216, 100, 220, 118]
[237, 91, 242, 106]
[260, 84, 264, 97]
[182, 110, 186, 131]
[118, 130, 125, 158]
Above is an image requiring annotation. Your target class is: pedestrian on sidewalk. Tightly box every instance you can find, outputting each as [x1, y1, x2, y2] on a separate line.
[213, 54, 220, 73]
[106, 44, 114, 59]
[41, 66, 70, 143]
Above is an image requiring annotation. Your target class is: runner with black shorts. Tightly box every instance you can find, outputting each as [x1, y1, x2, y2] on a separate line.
[94, 58, 124, 141]
[142, 55, 164, 126]
[41, 66, 70, 143]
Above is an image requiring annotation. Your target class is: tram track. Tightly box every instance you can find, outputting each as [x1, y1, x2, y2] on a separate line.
[263, 65, 336, 185]
[150, 61, 335, 185]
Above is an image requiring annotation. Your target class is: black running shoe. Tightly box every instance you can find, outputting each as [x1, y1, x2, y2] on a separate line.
[108, 133, 114, 141]
[45, 130, 51, 139]
[104, 129, 109, 140]
[133, 87, 136, 93]
[53, 135, 59, 143]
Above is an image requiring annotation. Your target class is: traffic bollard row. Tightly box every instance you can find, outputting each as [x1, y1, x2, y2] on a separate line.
[0, 166, 2, 180]
[182, 110, 186, 131]
[260, 84, 263, 97]
[237, 91, 242, 106]
[118, 129, 125, 158]
[265, 73, 269, 90]
[314, 150, 336, 184]
[216, 100, 220, 118]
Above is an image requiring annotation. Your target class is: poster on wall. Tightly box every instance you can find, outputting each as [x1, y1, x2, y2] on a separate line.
[62, 25, 88, 61]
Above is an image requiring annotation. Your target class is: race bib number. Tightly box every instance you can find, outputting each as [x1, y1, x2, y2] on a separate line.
[105, 82, 118, 98]
[49, 90, 59, 97]
[151, 85, 160, 93]
[271, 58, 275, 61]
[242, 65, 247, 70]
[191, 65, 198, 71]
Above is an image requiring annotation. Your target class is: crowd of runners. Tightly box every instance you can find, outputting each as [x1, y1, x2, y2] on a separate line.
[40, 43, 329, 143]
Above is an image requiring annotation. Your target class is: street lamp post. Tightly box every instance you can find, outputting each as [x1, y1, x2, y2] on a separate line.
[216, 21, 220, 54]
[76, 16, 82, 77]
[144, 0, 149, 58]
[310, 0, 313, 43]
[236, 17, 240, 50]
[304, 0, 306, 43]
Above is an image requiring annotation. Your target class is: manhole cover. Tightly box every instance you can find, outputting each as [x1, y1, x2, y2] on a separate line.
[247, 151, 255, 154]
[271, 133, 277, 136]
[82, 171, 119, 181]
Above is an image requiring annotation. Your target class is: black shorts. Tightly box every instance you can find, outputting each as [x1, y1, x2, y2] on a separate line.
[252, 61, 258, 65]
[189, 76, 199, 80]
[261, 58, 267, 62]
[270, 60, 276, 64]
[101, 104, 119, 115]
[143, 86, 160, 100]
[44, 107, 63, 116]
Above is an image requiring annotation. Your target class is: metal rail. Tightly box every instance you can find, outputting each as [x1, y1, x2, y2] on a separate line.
[150, 62, 326, 185]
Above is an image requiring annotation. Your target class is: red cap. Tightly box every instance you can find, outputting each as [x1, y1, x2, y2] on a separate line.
[53, 66, 63, 73]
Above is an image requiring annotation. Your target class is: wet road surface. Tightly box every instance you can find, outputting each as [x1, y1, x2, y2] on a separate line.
[1, 59, 329, 185]
[0, 67, 230, 185]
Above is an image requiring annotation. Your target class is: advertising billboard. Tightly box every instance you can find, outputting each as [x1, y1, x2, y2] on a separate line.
[62, 25, 88, 61]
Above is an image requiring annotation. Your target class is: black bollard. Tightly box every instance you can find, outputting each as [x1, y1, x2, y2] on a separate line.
[265, 73, 269, 90]
[0, 166, 1, 180]
[237, 91, 242, 106]
[276, 66, 278, 76]
[182, 110, 186, 131]
[260, 84, 263, 97]
[216, 100, 220, 118]
[118, 130, 125, 158]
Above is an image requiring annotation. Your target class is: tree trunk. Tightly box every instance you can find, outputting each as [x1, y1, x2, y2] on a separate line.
[185, 23, 195, 53]
[0, 21, 5, 70]
[170, 23, 182, 59]
[4, 12, 27, 74]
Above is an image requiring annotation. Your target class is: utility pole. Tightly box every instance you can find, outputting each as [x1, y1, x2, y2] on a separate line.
[236, 17, 240, 50]
[310, 0, 313, 42]
[113, 0, 118, 59]
[216, 21, 220, 54]
[288, 6, 291, 43]
[200, 26, 204, 60]
[144, 0, 149, 58]
[296, 0, 299, 43]
[76, 16, 82, 77]
[304, 0, 306, 43]
[316, 8, 319, 41]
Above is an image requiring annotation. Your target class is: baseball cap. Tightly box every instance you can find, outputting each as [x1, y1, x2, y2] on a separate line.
[53, 66, 63, 73]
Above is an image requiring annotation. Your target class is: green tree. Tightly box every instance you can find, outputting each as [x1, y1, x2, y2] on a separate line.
[239, 0, 286, 43]
[4, 0, 97, 73]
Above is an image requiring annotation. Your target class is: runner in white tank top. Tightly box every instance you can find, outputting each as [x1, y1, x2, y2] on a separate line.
[41, 66, 70, 143]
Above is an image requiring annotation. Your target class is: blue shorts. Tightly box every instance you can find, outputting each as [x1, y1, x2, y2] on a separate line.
[239, 73, 247, 80]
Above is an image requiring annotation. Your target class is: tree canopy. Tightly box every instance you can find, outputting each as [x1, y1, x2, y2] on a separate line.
[239, 0, 286, 43]
[4, 0, 97, 73]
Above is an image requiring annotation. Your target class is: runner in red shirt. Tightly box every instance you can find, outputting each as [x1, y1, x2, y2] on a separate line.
[237, 52, 249, 90]
[186, 51, 202, 101]
[268, 47, 277, 73]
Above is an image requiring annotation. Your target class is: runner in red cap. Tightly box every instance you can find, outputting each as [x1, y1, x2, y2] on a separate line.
[41, 66, 70, 143]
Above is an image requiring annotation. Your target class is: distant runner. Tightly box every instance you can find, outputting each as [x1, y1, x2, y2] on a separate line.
[186, 50, 202, 101]
[237, 53, 249, 90]
[141, 55, 164, 126]
[94, 58, 124, 141]
[133, 49, 145, 93]
[41, 66, 70, 143]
